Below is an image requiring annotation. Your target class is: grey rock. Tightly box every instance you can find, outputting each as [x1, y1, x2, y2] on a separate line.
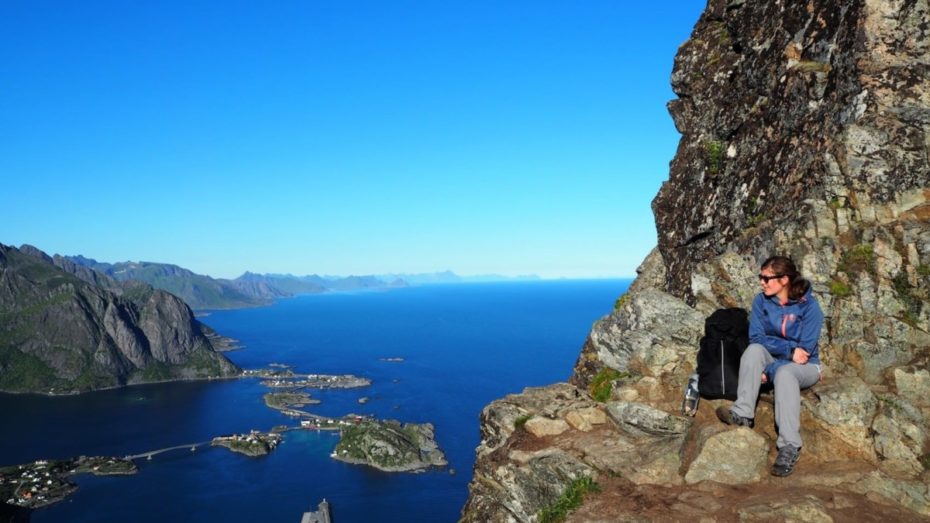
[870, 395, 927, 476]
[564, 407, 607, 432]
[572, 288, 704, 387]
[523, 418, 569, 438]
[685, 426, 769, 485]
[474, 383, 592, 459]
[807, 377, 878, 457]
[605, 401, 692, 437]
[894, 367, 930, 408]
[460, 447, 593, 523]
[850, 471, 930, 516]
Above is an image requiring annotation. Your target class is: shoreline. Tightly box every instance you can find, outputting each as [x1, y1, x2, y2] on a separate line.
[0, 373, 245, 398]
[330, 454, 442, 473]
[0, 365, 373, 398]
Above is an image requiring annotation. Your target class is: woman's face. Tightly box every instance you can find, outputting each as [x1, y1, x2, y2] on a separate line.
[759, 267, 789, 298]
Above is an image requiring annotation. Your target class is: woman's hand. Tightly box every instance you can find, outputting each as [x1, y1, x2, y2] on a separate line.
[792, 348, 810, 364]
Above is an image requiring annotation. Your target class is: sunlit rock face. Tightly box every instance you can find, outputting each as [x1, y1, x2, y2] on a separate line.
[463, 1, 930, 521]
[654, 0, 930, 307]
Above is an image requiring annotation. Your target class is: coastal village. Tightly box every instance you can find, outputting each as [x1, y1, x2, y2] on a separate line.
[1, 457, 136, 509]
[0, 361, 443, 519]
[242, 366, 371, 390]
[212, 431, 283, 457]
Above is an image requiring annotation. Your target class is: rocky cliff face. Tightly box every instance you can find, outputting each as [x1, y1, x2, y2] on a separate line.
[0, 243, 239, 393]
[462, 1, 930, 520]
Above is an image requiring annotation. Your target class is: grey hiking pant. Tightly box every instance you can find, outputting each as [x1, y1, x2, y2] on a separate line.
[731, 343, 820, 449]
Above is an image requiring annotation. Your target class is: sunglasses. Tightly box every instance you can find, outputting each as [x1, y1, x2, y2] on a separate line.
[758, 274, 784, 283]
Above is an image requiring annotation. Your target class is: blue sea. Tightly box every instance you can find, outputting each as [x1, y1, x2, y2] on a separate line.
[1, 280, 628, 522]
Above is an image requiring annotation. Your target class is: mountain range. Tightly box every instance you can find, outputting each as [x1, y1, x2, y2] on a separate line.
[374, 270, 541, 285]
[66, 258, 540, 310]
[67, 258, 409, 310]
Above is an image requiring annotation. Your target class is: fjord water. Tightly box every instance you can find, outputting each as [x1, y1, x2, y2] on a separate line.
[2, 280, 628, 522]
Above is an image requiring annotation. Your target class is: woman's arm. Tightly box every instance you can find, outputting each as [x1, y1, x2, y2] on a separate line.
[797, 298, 824, 352]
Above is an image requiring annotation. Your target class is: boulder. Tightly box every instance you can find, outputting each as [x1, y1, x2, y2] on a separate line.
[870, 396, 926, 477]
[685, 426, 769, 485]
[564, 407, 607, 432]
[524, 417, 570, 438]
[572, 288, 704, 387]
[460, 448, 593, 523]
[850, 471, 930, 517]
[806, 377, 878, 458]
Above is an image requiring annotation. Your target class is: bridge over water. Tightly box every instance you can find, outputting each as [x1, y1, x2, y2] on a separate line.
[124, 426, 305, 461]
[125, 441, 212, 460]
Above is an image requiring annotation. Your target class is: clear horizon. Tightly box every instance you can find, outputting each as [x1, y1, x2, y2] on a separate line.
[8, 242, 634, 280]
[1, 2, 705, 280]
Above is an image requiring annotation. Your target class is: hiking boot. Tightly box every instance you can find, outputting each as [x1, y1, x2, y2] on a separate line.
[771, 445, 801, 477]
[715, 406, 754, 428]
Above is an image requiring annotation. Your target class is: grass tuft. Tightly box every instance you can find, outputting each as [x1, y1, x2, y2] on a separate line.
[589, 367, 625, 403]
[829, 279, 851, 298]
[613, 293, 631, 311]
[838, 244, 875, 275]
[705, 141, 725, 174]
[514, 414, 533, 430]
[538, 476, 600, 523]
[892, 272, 923, 326]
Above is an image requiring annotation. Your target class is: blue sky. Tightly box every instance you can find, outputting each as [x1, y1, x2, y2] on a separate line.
[1, 1, 705, 279]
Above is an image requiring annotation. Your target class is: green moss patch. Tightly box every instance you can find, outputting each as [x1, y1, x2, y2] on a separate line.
[838, 244, 875, 275]
[514, 413, 534, 429]
[705, 140, 725, 174]
[893, 272, 923, 326]
[589, 367, 625, 402]
[613, 293, 631, 311]
[538, 476, 600, 523]
[829, 279, 851, 298]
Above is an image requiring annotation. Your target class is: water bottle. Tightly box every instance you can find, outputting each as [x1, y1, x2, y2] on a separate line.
[681, 373, 700, 417]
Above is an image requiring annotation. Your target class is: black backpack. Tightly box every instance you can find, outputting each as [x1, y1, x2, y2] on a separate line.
[696, 308, 749, 400]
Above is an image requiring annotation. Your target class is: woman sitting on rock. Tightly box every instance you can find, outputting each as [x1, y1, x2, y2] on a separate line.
[716, 255, 823, 477]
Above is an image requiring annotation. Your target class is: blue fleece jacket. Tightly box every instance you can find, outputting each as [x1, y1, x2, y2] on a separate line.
[749, 285, 823, 380]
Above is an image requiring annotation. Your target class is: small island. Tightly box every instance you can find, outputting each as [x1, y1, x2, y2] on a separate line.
[212, 431, 283, 457]
[264, 391, 320, 410]
[331, 419, 446, 472]
[1, 457, 137, 509]
[244, 367, 371, 389]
